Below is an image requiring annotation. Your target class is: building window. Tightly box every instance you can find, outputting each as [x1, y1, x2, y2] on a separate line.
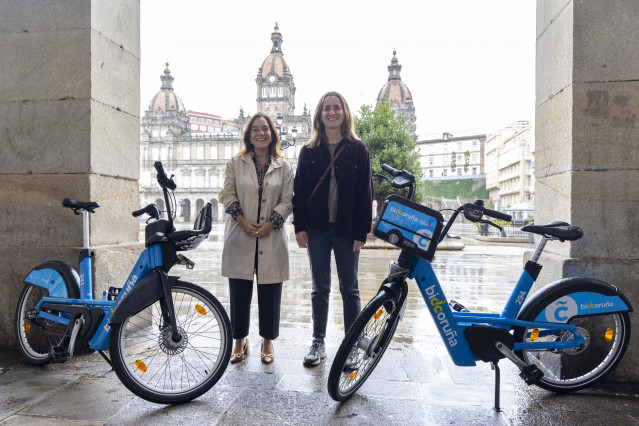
[457, 142, 462, 150]
[443, 169, 448, 176]
[429, 170, 434, 177]
[191, 117, 196, 122]
[269, 87, 276, 97]
[472, 167, 477, 175]
[429, 157, 434, 165]
[262, 87, 268, 97]
[471, 154, 478, 163]
[472, 140, 478, 148]
[457, 169, 462, 176]
[278, 87, 283, 97]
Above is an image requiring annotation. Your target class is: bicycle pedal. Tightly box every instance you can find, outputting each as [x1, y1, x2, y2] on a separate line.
[49, 346, 70, 363]
[449, 299, 469, 312]
[519, 364, 543, 385]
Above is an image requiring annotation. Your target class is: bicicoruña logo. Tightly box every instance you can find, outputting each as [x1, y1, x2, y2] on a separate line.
[544, 296, 578, 323]
[413, 228, 433, 249]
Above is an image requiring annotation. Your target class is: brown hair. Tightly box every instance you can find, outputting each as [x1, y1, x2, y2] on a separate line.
[239, 113, 284, 158]
[307, 91, 358, 148]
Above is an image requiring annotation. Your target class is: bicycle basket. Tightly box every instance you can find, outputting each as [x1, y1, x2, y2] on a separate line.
[373, 195, 444, 261]
[166, 203, 212, 251]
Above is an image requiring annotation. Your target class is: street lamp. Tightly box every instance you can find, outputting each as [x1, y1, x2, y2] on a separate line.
[275, 113, 296, 150]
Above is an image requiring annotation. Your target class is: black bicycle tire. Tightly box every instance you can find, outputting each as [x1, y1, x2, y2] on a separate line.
[327, 290, 400, 401]
[514, 287, 631, 393]
[109, 281, 232, 404]
[14, 285, 67, 365]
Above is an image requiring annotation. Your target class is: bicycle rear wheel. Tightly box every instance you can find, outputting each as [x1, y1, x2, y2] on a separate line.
[109, 281, 232, 404]
[15, 285, 67, 365]
[515, 291, 631, 392]
[327, 290, 401, 402]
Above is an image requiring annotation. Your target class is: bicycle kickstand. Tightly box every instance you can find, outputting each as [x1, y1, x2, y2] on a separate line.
[491, 361, 502, 412]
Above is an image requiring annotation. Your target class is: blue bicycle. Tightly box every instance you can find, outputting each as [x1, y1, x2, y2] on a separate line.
[14, 161, 232, 404]
[327, 164, 632, 409]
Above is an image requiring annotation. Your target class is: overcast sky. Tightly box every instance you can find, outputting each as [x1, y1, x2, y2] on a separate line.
[140, 0, 536, 138]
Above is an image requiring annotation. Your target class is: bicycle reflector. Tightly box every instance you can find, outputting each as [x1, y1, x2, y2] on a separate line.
[25, 323, 31, 334]
[605, 328, 614, 341]
[135, 359, 148, 373]
[195, 304, 207, 315]
[530, 328, 539, 341]
[374, 309, 383, 319]
[349, 371, 358, 380]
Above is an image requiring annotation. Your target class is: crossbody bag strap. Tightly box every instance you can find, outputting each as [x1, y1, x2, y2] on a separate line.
[307, 145, 345, 206]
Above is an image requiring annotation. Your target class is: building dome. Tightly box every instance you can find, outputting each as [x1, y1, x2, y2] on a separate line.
[376, 50, 413, 109]
[376, 50, 417, 137]
[256, 23, 296, 117]
[147, 62, 187, 118]
[259, 23, 291, 79]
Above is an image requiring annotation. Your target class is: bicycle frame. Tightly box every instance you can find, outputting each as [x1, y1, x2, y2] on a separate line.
[28, 242, 163, 351]
[408, 240, 632, 367]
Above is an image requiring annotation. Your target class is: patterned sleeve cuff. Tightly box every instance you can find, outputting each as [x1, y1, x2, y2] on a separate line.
[269, 211, 285, 231]
[225, 201, 243, 221]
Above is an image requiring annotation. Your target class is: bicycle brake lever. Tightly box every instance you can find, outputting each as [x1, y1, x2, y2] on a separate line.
[480, 219, 502, 232]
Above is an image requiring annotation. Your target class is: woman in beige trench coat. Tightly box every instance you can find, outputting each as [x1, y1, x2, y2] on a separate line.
[219, 112, 293, 365]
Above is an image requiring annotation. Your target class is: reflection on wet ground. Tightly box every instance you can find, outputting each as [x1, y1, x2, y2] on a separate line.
[170, 221, 533, 339]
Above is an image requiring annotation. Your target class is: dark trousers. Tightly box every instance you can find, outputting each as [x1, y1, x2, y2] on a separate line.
[306, 224, 361, 342]
[228, 278, 282, 340]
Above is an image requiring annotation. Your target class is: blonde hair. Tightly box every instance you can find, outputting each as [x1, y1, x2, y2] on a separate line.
[307, 91, 358, 148]
[238, 113, 284, 158]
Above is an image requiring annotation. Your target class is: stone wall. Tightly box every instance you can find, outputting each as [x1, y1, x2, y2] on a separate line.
[0, 1, 141, 346]
[535, 0, 639, 380]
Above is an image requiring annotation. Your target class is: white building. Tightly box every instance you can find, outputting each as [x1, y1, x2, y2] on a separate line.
[484, 121, 535, 219]
[415, 132, 486, 180]
[139, 25, 311, 223]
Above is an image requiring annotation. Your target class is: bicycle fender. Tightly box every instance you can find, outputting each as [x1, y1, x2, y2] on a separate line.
[519, 277, 633, 324]
[23, 261, 81, 299]
[109, 273, 179, 325]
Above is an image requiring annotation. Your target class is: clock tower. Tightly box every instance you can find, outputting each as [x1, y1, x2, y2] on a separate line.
[256, 23, 296, 118]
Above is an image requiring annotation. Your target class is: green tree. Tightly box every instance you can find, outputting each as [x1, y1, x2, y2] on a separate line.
[355, 102, 425, 217]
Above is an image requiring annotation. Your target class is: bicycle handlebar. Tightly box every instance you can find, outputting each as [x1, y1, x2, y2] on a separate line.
[154, 161, 177, 190]
[132, 204, 160, 220]
[378, 164, 416, 200]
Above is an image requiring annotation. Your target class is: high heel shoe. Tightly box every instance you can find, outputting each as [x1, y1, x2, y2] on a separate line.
[230, 338, 250, 364]
[261, 341, 274, 364]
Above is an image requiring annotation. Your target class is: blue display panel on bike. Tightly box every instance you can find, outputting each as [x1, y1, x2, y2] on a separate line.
[374, 194, 443, 260]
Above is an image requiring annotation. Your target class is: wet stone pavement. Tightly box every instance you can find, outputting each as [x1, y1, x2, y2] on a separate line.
[1, 223, 638, 425]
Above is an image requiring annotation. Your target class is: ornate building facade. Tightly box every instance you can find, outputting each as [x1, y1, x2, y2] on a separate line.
[376, 50, 417, 138]
[139, 25, 311, 223]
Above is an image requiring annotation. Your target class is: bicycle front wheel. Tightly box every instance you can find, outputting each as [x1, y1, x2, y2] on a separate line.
[109, 281, 232, 404]
[515, 292, 631, 393]
[15, 285, 67, 365]
[327, 290, 401, 402]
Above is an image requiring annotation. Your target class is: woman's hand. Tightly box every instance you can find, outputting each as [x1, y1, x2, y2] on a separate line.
[255, 221, 274, 238]
[353, 240, 365, 252]
[237, 215, 260, 237]
[295, 231, 308, 248]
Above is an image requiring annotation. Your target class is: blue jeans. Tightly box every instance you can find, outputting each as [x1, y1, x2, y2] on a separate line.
[307, 224, 361, 341]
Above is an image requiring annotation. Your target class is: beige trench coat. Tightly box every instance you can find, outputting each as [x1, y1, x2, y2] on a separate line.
[219, 154, 294, 284]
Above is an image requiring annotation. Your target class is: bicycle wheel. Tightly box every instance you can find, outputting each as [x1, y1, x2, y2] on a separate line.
[327, 290, 401, 401]
[109, 281, 232, 404]
[14, 285, 67, 365]
[514, 291, 631, 393]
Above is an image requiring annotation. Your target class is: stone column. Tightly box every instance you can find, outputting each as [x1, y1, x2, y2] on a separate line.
[536, 0, 639, 380]
[0, 1, 141, 345]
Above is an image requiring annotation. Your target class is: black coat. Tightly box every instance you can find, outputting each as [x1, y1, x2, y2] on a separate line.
[292, 138, 373, 242]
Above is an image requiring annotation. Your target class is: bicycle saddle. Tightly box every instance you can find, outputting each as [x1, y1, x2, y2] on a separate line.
[521, 221, 583, 241]
[62, 198, 101, 213]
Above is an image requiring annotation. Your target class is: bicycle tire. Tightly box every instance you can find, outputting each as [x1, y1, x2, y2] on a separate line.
[109, 280, 232, 404]
[14, 285, 67, 365]
[514, 288, 631, 393]
[327, 290, 401, 401]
